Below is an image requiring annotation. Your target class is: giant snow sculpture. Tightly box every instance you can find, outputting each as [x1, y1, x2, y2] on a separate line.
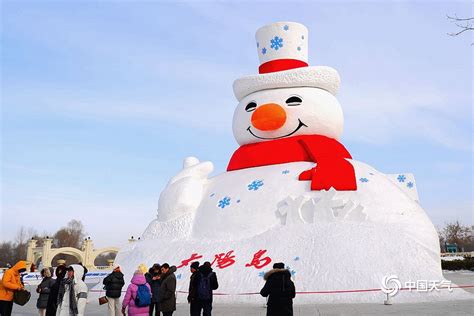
[114, 22, 471, 303]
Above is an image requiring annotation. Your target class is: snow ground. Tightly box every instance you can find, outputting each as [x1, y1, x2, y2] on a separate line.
[12, 271, 474, 315]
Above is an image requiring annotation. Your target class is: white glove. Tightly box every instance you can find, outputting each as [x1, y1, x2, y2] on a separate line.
[157, 157, 214, 221]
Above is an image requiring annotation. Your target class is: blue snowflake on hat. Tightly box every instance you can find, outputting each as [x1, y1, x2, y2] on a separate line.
[234, 22, 340, 101]
[270, 36, 283, 50]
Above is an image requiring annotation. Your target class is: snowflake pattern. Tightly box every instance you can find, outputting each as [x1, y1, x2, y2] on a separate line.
[397, 174, 406, 183]
[258, 271, 266, 278]
[248, 180, 264, 191]
[286, 266, 296, 277]
[217, 196, 231, 209]
[262, 47, 267, 54]
[283, 25, 289, 31]
[282, 170, 290, 174]
[176, 274, 182, 280]
[270, 36, 283, 50]
[407, 182, 414, 189]
[359, 177, 369, 183]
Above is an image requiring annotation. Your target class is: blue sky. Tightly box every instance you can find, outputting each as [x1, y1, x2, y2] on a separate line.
[1, 1, 472, 247]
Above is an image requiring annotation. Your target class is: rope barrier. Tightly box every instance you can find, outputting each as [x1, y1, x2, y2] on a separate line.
[89, 285, 474, 295]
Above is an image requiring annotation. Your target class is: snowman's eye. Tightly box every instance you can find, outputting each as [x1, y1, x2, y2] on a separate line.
[245, 102, 257, 112]
[286, 96, 302, 106]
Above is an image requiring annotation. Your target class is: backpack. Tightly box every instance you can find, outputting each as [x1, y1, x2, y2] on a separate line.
[197, 273, 212, 300]
[134, 284, 151, 307]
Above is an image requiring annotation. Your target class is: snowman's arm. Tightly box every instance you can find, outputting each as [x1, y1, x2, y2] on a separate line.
[157, 157, 214, 222]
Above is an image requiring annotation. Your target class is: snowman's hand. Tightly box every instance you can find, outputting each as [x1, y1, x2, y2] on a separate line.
[168, 157, 214, 185]
[157, 157, 213, 222]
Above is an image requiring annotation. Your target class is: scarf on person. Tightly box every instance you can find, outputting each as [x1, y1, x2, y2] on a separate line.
[57, 278, 78, 316]
[227, 134, 357, 191]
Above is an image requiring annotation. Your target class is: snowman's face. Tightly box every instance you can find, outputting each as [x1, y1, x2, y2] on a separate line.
[232, 87, 344, 146]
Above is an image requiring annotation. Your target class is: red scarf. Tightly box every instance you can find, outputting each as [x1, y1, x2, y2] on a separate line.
[227, 135, 357, 191]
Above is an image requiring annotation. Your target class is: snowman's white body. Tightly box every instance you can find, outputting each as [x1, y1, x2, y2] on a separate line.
[143, 160, 425, 242]
[113, 22, 472, 304]
[115, 159, 472, 303]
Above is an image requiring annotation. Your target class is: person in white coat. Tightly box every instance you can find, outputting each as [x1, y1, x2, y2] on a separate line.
[56, 264, 88, 316]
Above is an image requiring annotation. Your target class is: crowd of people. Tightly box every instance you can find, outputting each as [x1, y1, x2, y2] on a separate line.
[0, 260, 296, 316]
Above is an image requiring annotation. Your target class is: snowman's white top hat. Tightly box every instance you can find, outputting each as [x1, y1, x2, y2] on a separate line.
[233, 21, 340, 101]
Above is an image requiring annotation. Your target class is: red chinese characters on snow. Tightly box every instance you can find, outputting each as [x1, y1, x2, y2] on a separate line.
[176, 253, 203, 268]
[211, 250, 236, 269]
[245, 249, 272, 269]
[177, 249, 272, 269]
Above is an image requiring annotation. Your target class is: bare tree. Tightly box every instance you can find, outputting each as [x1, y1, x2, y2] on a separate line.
[447, 14, 474, 37]
[441, 220, 472, 251]
[0, 242, 14, 267]
[12, 227, 38, 264]
[53, 220, 86, 248]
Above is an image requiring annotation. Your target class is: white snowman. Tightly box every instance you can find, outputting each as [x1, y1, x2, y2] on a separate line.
[114, 22, 470, 304]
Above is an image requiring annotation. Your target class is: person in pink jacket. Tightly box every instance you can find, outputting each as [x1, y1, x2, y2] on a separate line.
[121, 271, 151, 316]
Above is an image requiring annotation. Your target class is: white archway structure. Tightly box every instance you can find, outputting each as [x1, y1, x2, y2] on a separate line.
[27, 238, 119, 270]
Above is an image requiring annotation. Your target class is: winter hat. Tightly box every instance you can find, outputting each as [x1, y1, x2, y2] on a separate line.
[233, 21, 340, 101]
[273, 262, 285, 269]
[190, 261, 200, 270]
[138, 263, 148, 274]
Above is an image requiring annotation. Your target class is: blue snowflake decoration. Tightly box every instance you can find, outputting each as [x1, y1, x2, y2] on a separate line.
[283, 25, 289, 31]
[285, 266, 296, 277]
[407, 182, 414, 189]
[397, 174, 406, 183]
[261, 47, 267, 55]
[282, 170, 290, 174]
[359, 177, 369, 183]
[258, 271, 266, 278]
[248, 180, 264, 191]
[217, 196, 231, 209]
[270, 36, 283, 50]
[176, 274, 182, 280]
[294, 256, 300, 261]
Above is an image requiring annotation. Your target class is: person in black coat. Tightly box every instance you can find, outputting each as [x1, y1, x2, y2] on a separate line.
[191, 262, 218, 316]
[260, 262, 296, 316]
[36, 268, 55, 316]
[103, 265, 125, 316]
[45, 265, 66, 316]
[145, 263, 162, 316]
[187, 261, 200, 315]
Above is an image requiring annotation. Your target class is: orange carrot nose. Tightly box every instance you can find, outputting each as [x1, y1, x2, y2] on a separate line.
[251, 103, 287, 131]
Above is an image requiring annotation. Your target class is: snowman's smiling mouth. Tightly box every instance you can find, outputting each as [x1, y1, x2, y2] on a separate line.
[247, 119, 308, 140]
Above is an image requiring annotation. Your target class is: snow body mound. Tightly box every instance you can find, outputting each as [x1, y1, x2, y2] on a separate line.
[114, 160, 472, 303]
